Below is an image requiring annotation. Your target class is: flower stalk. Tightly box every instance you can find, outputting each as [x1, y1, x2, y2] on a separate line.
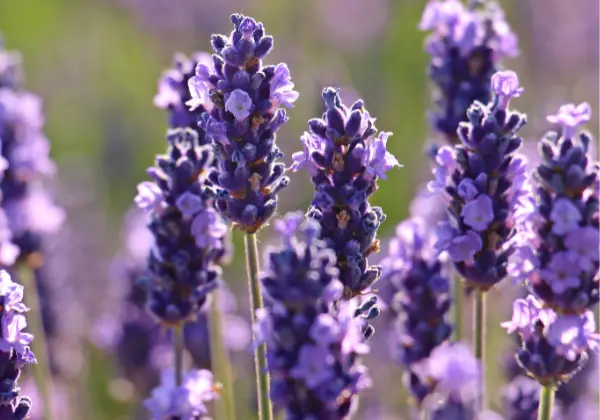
[244, 232, 272, 420]
[537, 386, 555, 420]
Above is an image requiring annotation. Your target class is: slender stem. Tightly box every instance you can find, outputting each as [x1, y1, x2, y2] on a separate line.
[474, 290, 486, 410]
[453, 274, 462, 341]
[244, 232, 272, 420]
[420, 409, 429, 420]
[18, 265, 53, 420]
[209, 289, 237, 420]
[537, 385, 555, 420]
[173, 325, 184, 386]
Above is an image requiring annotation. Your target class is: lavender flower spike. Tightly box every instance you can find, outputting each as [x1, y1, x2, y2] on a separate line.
[292, 87, 400, 299]
[257, 213, 371, 419]
[144, 368, 220, 419]
[0, 270, 36, 419]
[135, 128, 226, 326]
[432, 69, 528, 291]
[517, 103, 599, 314]
[190, 14, 299, 233]
[420, 0, 519, 142]
[379, 218, 452, 404]
[502, 295, 599, 386]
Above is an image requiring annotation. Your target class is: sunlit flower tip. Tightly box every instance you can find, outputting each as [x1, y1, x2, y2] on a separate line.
[491, 70, 524, 109]
[270, 63, 299, 109]
[134, 181, 164, 214]
[546, 102, 592, 138]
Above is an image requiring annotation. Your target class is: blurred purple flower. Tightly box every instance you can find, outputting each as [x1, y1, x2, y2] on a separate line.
[546, 102, 591, 139]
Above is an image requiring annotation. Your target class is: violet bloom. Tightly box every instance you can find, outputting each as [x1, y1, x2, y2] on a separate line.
[257, 213, 371, 419]
[518, 103, 599, 314]
[420, 0, 518, 142]
[432, 70, 529, 291]
[135, 128, 226, 325]
[190, 14, 298, 233]
[292, 87, 400, 300]
[502, 295, 599, 386]
[144, 368, 220, 420]
[0, 42, 63, 266]
[0, 270, 36, 419]
[154, 52, 214, 134]
[379, 218, 452, 404]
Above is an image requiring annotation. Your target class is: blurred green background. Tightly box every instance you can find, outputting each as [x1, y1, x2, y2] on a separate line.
[0, 0, 597, 418]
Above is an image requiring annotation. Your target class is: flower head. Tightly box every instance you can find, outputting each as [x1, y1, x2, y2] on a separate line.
[0, 269, 35, 419]
[258, 213, 371, 418]
[546, 102, 591, 139]
[491, 70, 524, 109]
[192, 14, 297, 233]
[524, 103, 599, 313]
[135, 128, 226, 326]
[502, 295, 599, 386]
[293, 87, 399, 299]
[420, 0, 519, 141]
[432, 70, 529, 291]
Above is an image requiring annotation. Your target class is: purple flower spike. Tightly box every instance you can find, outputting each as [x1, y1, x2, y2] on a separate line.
[0, 40, 63, 266]
[190, 14, 298, 233]
[521, 103, 599, 314]
[144, 369, 220, 419]
[378, 218, 452, 404]
[293, 87, 399, 299]
[135, 128, 226, 326]
[431, 70, 529, 291]
[503, 294, 599, 386]
[420, 0, 519, 142]
[491, 70, 524, 109]
[258, 214, 371, 418]
[0, 270, 36, 420]
[547, 102, 591, 139]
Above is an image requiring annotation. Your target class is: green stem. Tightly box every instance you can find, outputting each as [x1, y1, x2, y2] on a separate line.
[420, 409, 429, 420]
[209, 289, 237, 420]
[453, 274, 462, 341]
[244, 232, 272, 420]
[474, 290, 486, 410]
[537, 386, 555, 420]
[18, 265, 53, 420]
[173, 326, 184, 386]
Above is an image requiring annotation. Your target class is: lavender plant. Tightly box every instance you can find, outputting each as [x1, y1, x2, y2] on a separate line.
[135, 127, 225, 417]
[188, 14, 299, 419]
[291, 87, 399, 302]
[256, 212, 371, 419]
[419, 0, 518, 144]
[379, 218, 452, 410]
[430, 69, 529, 407]
[0, 270, 36, 419]
[0, 39, 64, 420]
[502, 103, 600, 419]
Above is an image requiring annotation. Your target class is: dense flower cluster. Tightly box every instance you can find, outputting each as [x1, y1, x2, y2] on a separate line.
[144, 368, 220, 419]
[420, 0, 518, 142]
[135, 128, 227, 325]
[379, 218, 452, 403]
[517, 103, 599, 314]
[502, 295, 599, 386]
[256, 213, 371, 419]
[0, 270, 36, 419]
[95, 209, 248, 396]
[292, 87, 399, 299]
[432, 70, 529, 291]
[0, 43, 64, 267]
[189, 14, 298, 233]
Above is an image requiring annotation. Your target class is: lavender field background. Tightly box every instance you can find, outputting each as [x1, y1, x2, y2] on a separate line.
[0, 0, 598, 419]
